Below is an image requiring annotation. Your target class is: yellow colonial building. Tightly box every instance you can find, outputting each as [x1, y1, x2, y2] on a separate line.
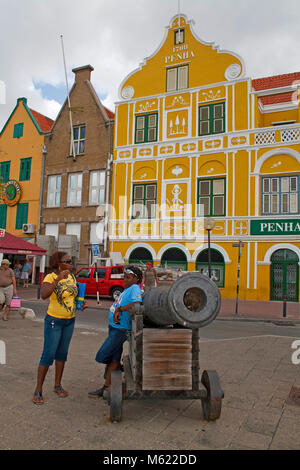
[0, 97, 53, 238]
[110, 14, 300, 302]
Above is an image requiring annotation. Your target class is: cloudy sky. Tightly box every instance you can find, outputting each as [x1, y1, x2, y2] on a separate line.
[0, 0, 300, 129]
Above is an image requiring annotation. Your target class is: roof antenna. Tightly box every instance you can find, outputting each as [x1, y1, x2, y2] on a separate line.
[60, 34, 76, 161]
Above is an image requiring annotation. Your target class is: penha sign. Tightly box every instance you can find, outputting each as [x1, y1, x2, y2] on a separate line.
[250, 219, 300, 236]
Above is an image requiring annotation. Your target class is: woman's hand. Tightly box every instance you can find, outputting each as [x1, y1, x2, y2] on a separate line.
[13, 288, 17, 297]
[81, 301, 88, 311]
[56, 270, 69, 282]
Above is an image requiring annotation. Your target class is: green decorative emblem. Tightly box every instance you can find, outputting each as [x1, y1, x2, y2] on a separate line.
[3, 179, 22, 206]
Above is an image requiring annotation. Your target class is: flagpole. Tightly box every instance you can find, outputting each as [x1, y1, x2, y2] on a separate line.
[60, 34, 76, 161]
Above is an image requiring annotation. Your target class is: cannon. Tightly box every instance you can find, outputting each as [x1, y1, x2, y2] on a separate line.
[106, 272, 224, 423]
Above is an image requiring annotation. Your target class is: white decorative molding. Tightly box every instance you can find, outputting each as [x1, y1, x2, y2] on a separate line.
[171, 165, 183, 176]
[191, 243, 232, 264]
[225, 64, 242, 81]
[262, 243, 300, 264]
[253, 148, 300, 175]
[124, 242, 157, 261]
[157, 243, 192, 263]
[121, 86, 135, 100]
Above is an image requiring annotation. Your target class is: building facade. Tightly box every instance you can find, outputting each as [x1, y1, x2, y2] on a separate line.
[110, 14, 300, 302]
[40, 65, 114, 269]
[0, 97, 53, 238]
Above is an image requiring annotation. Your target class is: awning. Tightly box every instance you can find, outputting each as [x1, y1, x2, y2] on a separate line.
[0, 231, 46, 256]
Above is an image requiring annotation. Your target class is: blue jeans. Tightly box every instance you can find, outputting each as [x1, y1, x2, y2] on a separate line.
[95, 325, 128, 364]
[39, 314, 75, 366]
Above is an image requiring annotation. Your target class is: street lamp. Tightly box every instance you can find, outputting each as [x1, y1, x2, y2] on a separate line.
[204, 218, 216, 279]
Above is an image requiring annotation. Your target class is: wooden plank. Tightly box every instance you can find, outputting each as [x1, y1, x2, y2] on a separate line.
[142, 327, 193, 391]
[142, 374, 192, 391]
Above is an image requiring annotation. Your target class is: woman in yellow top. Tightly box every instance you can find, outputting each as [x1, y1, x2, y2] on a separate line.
[33, 251, 87, 405]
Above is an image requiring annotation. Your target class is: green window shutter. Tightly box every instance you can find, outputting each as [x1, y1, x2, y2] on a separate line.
[0, 205, 7, 229]
[0, 161, 10, 183]
[198, 178, 226, 217]
[135, 114, 158, 144]
[16, 203, 28, 230]
[199, 103, 225, 136]
[19, 158, 32, 181]
[13, 123, 24, 138]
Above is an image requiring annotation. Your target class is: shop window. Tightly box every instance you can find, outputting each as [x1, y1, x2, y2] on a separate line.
[196, 249, 225, 288]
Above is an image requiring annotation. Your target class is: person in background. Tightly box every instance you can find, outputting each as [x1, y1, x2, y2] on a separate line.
[0, 259, 17, 321]
[32, 251, 87, 405]
[13, 261, 22, 287]
[21, 260, 31, 288]
[88, 265, 143, 398]
[142, 262, 159, 292]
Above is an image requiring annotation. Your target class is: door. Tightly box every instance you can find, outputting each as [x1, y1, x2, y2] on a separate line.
[271, 249, 299, 302]
[93, 267, 107, 295]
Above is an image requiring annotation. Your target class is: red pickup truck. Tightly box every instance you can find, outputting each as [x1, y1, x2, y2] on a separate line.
[74, 265, 125, 300]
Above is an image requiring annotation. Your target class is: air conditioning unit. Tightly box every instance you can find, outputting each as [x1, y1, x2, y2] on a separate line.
[22, 224, 36, 234]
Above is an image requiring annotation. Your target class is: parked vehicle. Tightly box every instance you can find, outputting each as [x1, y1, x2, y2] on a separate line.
[74, 265, 125, 300]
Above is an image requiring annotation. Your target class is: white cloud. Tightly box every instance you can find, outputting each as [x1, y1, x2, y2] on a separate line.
[0, 0, 300, 128]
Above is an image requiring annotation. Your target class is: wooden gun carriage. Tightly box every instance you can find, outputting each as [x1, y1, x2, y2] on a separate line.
[106, 273, 224, 423]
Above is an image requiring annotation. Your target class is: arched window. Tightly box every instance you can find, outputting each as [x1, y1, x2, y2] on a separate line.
[196, 249, 225, 287]
[129, 247, 153, 266]
[161, 248, 187, 270]
[270, 249, 299, 301]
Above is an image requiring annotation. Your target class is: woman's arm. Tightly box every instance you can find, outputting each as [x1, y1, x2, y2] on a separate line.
[113, 301, 142, 324]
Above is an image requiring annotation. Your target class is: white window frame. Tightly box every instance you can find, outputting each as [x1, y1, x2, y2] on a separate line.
[71, 125, 86, 156]
[166, 65, 188, 92]
[89, 170, 106, 205]
[47, 175, 62, 208]
[67, 173, 82, 206]
[45, 223, 59, 240]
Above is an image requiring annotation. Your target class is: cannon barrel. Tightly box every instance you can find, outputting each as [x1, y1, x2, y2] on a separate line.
[142, 272, 221, 329]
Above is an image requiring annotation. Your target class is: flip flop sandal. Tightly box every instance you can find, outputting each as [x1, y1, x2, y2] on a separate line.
[32, 392, 44, 405]
[54, 385, 69, 398]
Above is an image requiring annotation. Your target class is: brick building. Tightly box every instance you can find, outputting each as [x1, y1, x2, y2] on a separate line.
[40, 65, 114, 269]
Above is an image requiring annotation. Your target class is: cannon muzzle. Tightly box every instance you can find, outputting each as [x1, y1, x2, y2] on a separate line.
[142, 272, 221, 328]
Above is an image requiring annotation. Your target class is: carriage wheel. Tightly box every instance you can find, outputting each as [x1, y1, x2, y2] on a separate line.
[201, 370, 223, 421]
[110, 370, 123, 423]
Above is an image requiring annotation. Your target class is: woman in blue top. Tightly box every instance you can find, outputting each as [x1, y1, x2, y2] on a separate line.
[88, 265, 143, 398]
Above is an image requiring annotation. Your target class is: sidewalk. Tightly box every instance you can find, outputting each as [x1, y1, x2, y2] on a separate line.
[0, 313, 300, 450]
[18, 284, 300, 323]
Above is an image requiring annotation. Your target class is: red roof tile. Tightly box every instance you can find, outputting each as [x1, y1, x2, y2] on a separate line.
[29, 108, 54, 132]
[104, 106, 114, 119]
[252, 72, 300, 91]
[260, 92, 294, 106]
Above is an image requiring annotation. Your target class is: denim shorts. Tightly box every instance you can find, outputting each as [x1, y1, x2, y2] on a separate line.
[95, 325, 128, 364]
[39, 314, 75, 366]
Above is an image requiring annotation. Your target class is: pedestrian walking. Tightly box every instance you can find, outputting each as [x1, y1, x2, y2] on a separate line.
[88, 265, 142, 398]
[32, 251, 87, 405]
[0, 259, 17, 321]
[13, 261, 22, 287]
[142, 262, 159, 291]
[21, 260, 31, 288]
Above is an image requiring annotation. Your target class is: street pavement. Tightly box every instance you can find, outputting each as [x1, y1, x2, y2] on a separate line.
[0, 285, 300, 450]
